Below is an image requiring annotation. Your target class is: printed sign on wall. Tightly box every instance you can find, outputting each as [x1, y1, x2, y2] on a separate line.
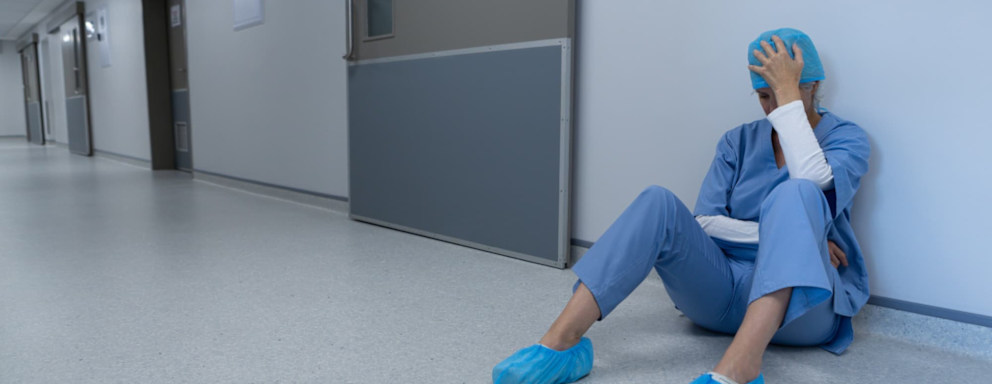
[171, 5, 182, 27]
[97, 7, 111, 68]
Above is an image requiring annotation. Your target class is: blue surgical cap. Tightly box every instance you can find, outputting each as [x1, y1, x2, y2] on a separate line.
[748, 28, 824, 90]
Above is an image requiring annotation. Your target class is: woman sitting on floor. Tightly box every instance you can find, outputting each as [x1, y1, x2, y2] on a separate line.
[493, 28, 871, 384]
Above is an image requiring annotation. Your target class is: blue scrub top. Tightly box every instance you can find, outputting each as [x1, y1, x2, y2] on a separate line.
[694, 110, 872, 319]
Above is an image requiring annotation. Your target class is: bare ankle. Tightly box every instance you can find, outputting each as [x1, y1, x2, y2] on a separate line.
[538, 334, 581, 351]
[713, 357, 761, 383]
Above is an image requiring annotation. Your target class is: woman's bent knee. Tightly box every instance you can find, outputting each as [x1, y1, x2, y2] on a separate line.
[634, 185, 679, 213]
[761, 178, 830, 217]
[770, 178, 821, 198]
[771, 299, 839, 346]
[640, 185, 674, 199]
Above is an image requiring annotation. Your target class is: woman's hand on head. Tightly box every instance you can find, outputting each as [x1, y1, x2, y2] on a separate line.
[828, 240, 848, 269]
[748, 35, 804, 104]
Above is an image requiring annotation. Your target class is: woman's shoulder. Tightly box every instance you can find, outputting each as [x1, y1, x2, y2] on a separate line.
[817, 111, 871, 158]
[818, 111, 869, 142]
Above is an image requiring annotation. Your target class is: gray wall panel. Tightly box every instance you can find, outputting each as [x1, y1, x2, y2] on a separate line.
[349, 45, 565, 263]
[27, 102, 43, 144]
[66, 95, 90, 155]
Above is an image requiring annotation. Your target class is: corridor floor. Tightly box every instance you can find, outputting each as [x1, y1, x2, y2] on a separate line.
[1, 140, 989, 383]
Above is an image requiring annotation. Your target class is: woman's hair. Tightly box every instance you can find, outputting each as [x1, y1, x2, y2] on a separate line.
[750, 82, 823, 110]
[800, 82, 823, 110]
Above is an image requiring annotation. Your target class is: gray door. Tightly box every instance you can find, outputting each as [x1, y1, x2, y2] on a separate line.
[39, 38, 54, 142]
[58, 16, 92, 156]
[345, 0, 575, 267]
[168, 0, 192, 171]
[19, 41, 45, 145]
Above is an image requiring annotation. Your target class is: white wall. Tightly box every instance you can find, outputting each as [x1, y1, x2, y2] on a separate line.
[573, 0, 992, 317]
[82, 0, 151, 160]
[185, 0, 349, 197]
[0, 41, 28, 136]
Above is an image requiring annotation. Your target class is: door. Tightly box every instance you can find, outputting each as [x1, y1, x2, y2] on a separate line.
[19, 38, 45, 145]
[58, 15, 93, 156]
[168, 0, 192, 171]
[39, 38, 55, 142]
[345, 0, 576, 268]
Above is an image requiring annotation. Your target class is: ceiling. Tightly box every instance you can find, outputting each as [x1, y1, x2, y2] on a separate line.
[0, 0, 67, 41]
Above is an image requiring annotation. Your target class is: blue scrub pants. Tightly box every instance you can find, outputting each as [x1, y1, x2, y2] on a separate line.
[573, 180, 841, 346]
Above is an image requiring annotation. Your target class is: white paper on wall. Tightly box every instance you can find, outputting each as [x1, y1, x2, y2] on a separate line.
[170, 5, 182, 27]
[233, 0, 264, 31]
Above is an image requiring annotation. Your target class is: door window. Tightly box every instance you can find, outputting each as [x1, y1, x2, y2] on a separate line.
[366, 0, 393, 40]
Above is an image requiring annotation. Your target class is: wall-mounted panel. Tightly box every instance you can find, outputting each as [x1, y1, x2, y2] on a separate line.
[349, 41, 572, 267]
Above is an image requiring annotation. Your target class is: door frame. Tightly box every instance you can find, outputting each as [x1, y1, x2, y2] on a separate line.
[165, 0, 193, 171]
[141, 0, 178, 170]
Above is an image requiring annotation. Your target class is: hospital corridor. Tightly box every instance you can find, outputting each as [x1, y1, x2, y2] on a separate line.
[1, 1, 991, 383]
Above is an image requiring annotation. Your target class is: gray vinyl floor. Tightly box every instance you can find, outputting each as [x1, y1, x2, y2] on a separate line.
[1, 139, 989, 383]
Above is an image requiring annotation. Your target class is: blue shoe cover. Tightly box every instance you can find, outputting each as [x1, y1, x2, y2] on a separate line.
[689, 372, 765, 384]
[492, 337, 593, 384]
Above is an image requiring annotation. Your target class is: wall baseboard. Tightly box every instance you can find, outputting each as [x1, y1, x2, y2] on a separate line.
[192, 170, 349, 214]
[93, 149, 152, 168]
[867, 295, 992, 328]
[854, 301, 992, 360]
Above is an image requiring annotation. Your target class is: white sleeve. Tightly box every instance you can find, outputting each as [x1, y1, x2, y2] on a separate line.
[766, 100, 834, 190]
[695, 215, 759, 244]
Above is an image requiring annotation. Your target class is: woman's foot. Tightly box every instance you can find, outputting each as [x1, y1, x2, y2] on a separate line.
[492, 337, 594, 384]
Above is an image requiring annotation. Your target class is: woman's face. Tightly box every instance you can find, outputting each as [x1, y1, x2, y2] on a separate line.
[756, 87, 779, 115]
[756, 82, 819, 115]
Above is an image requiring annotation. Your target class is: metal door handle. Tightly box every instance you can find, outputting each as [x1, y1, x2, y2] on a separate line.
[343, 0, 355, 60]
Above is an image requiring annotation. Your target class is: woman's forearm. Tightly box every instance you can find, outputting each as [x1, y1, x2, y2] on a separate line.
[695, 215, 759, 244]
[767, 100, 834, 189]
